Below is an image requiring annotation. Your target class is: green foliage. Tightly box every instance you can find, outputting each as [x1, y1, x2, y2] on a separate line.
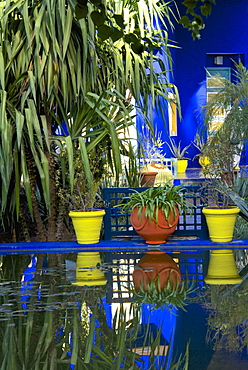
[140, 129, 168, 164]
[131, 276, 197, 311]
[192, 132, 208, 157]
[233, 214, 248, 239]
[199, 283, 248, 353]
[198, 63, 248, 207]
[118, 184, 193, 223]
[166, 138, 191, 159]
[229, 174, 248, 222]
[84, 302, 190, 369]
[179, 0, 216, 39]
[75, 0, 176, 53]
[202, 62, 248, 179]
[0, 0, 180, 240]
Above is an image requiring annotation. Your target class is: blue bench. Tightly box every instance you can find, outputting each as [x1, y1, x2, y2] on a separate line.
[0, 238, 247, 255]
[0, 185, 247, 253]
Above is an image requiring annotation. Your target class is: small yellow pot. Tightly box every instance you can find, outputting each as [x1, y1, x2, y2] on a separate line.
[205, 250, 242, 285]
[69, 209, 105, 244]
[177, 159, 188, 173]
[202, 207, 240, 243]
[199, 155, 211, 169]
[72, 252, 107, 286]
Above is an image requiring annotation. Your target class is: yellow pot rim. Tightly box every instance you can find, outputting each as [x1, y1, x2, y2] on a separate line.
[69, 209, 105, 218]
[204, 276, 242, 285]
[71, 279, 107, 286]
[202, 206, 240, 215]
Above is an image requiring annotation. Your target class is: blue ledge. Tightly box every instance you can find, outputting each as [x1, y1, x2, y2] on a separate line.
[0, 239, 247, 254]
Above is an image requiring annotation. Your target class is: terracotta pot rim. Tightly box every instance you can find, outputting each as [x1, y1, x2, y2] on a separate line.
[139, 171, 158, 175]
[146, 251, 166, 255]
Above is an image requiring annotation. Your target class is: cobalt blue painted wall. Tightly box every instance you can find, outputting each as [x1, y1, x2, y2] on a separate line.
[167, 0, 248, 167]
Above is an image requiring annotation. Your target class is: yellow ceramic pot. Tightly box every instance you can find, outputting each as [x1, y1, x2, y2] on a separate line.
[177, 159, 188, 173]
[199, 155, 211, 170]
[204, 250, 242, 285]
[72, 252, 107, 286]
[202, 207, 240, 243]
[69, 209, 105, 244]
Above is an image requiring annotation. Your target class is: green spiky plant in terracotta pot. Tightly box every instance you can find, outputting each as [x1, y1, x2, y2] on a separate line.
[118, 184, 192, 244]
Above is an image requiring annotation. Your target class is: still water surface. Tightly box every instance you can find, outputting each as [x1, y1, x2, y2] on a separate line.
[0, 250, 247, 370]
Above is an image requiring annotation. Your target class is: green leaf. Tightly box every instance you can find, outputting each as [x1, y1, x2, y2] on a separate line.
[111, 27, 123, 42]
[179, 15, 190, 26]
[90, 0, 102, 4]
[78, 136, 93, 190]
[131, 41, 144, 54]
[97, 24, 112, 41]
[113, 14, 124, 28]
[91, 10, 105, 26]
[65, 136, 75, 193]
[75, 4, 88, 20]
[124, 33, 139, 44]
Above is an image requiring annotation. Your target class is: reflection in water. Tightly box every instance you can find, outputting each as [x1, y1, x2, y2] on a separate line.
[199, 283, 248, 354]
[0, 251, 247, 369]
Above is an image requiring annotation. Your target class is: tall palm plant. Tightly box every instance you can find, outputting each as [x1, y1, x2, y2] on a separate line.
[202, 62, 248, 179]
[0, 0, 179, 241]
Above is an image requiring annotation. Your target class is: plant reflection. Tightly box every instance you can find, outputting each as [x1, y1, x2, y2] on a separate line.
[198, 283, 248, 354]
[0, 253, 190, 369]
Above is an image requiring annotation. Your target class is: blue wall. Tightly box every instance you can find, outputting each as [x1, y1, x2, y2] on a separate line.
[168, 0, 248, 167]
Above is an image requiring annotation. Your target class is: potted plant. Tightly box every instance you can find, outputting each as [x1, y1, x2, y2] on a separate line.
[68, 148, 106, 244]
[165, 138, 191, 173]
[202, 62, 248, 183]
[131, 251, 196, 310]
[199, 156, 241, 277]
[118, 184, 192, 244]
[198, 65, 248, 242]
[199, 129, 241, 242]
[192, 133, 211, 169]
[199, 175, 240, 243]
[139, 130, 173, 186]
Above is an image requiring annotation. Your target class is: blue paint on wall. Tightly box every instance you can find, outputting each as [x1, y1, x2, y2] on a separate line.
[169, 0, 248, 167]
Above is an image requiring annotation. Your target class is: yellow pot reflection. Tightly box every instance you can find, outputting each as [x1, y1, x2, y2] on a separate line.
[205, 250, 242, 285]
[72, 252, 107, 286]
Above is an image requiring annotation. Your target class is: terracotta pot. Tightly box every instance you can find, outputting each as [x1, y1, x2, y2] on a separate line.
[130, 207, 179, 244]
[140, 172, 158, 187]
[132, 251, 181, 291]
[140, 163, 173, 186]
